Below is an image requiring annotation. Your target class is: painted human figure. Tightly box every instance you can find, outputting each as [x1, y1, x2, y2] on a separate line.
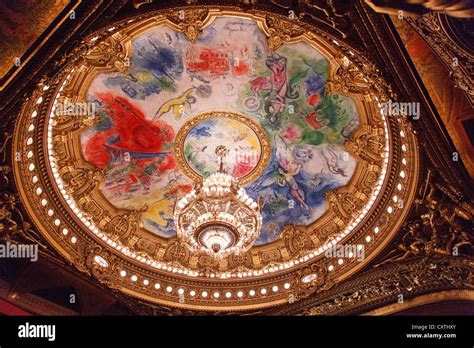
[250, 53, 299, 122]
[275, 135, 309, 211]
[278, 166, 309, 211]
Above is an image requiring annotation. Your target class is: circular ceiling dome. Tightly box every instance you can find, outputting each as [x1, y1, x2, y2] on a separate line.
[14, 7, 418, 311]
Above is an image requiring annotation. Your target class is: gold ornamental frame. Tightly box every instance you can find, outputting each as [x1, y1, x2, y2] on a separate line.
[13, 7, 419, 311]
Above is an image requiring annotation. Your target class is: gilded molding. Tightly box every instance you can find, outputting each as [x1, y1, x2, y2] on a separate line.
[166, 9, 210, 43]
[405, 13, 473, 103]
[263, 15, 306, 51]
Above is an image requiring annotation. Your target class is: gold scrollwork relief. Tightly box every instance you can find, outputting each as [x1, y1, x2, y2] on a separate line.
[282, 225, 314, 258]
[344, 127, 386, 166]
[52, 115, 98, 135]
[326, 190, 365, 224]
[82, 34, 131, 74]
[293, 263, 334, 300]
[264, 15, 306, 51]
[102, 208, 145, 245]
[82, 245, 120, 288]
[227, 251, 254, 271]
[326, 55, 394, 102]
[258, 248, 282, 267]
[61, 167, 105, 201]
[197, 254, 220, 272]
[164, 240, 190, 265]
[166, 9, 209, 43]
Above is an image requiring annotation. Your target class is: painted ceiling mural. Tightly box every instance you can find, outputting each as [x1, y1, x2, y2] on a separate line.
[81, 17, 359, 244]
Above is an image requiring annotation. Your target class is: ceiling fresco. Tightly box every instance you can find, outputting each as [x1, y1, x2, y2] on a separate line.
[81, 17, 359, 244]
[14, 7, 421, 311]
[7, 0, 474, 318]
[182, 116, 263, 179]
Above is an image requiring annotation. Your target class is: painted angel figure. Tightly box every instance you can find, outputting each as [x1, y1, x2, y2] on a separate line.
[275, 135, 310, 211]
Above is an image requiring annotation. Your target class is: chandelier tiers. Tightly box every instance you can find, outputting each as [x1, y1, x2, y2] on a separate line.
[174, 146, 263, 258]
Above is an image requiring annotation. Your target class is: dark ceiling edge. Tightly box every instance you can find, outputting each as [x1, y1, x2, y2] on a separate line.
[0, 1, 128, 116]
[359, 5, 473, 199]
[0, 0, 80, 89]
[382, 16, 474, 194]
[0, 246, 149, 315]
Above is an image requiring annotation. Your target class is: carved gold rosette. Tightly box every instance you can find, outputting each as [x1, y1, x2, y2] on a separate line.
[13, 8, 419, 311]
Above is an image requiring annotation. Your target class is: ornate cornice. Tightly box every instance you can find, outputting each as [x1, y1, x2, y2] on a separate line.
[265, 256, 473, 315]
[360, 3, 474, 200]
[405, 13, 473, 104]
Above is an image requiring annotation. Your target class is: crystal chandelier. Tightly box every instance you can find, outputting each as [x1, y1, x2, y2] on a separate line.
[174, 146, 262, 258]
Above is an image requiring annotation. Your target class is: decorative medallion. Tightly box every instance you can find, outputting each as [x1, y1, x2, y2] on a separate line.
[175, 111, 270, 184]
